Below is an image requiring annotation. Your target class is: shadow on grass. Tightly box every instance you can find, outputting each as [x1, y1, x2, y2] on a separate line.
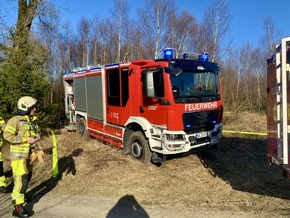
[196, 135, 290, 200]
[25, 148, 83, 216]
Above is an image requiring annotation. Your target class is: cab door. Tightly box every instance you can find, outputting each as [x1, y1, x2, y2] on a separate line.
[142, 68, 168, 127]
[105, 66, 129, 125]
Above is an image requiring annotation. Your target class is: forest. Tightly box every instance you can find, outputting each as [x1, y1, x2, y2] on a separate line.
[0, 0, 283, 125]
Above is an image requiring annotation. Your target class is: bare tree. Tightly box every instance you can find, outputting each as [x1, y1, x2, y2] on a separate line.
[166, 9, 198, 53]
[223, 41, 267, 112]
[125, 23, 144, 60]
[261, 16, 283, 58]
[14, 0, 39, 50]
[199, 0, 232, 62]
[86, 17, 118, 65]
[137, 0, 175, 59]
[250, 48, 266, 110]
[222, 46, 241, 111]
[78, 17, 91, 66]
[110, 0, 129, 63]
[57, 22, 76, 72]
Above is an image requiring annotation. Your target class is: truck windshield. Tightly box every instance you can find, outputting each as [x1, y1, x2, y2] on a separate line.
[170, 71, 220, 103]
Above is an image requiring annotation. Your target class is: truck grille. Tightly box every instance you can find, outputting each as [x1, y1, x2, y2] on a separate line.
[182, 110, 217, 132]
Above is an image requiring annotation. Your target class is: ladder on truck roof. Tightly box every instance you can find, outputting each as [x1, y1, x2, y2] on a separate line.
[276, 37, 290, 175]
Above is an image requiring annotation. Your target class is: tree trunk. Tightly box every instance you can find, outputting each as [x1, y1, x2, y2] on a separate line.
[14, 0, 39, 50]
[154, 1, 161, 59]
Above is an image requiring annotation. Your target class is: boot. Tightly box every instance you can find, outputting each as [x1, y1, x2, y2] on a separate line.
[0, 186, 7, 193]
[24, 194, 31, 203]
[12, 204, 30, 217]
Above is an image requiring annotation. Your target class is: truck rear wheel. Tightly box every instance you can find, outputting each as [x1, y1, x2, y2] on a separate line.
[77, 117, 88, 138]
[129, 131, 152, 165]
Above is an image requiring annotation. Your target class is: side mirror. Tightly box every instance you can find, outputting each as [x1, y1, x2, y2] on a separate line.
[142, 68, 164, 98]
[145, 71, 155, 97]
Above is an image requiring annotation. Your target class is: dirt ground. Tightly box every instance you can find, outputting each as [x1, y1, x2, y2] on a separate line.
[1, 112, 290, 217]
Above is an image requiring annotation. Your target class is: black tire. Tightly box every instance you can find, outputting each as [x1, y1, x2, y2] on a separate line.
[77, 117, 88, 138]
[129, 131, 152, 165]
[123, 129, 133, 155]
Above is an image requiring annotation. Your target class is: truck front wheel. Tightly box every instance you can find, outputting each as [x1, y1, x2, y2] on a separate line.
[129, 131, 152, 165]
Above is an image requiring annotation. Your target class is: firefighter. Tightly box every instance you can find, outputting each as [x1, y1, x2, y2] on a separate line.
[4, 96, 42, 218]
[0, 116, 7, 193]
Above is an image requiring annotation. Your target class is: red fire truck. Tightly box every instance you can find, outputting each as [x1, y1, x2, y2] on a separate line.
[267, 37, 290, 177]
[63, 49, 223, 165]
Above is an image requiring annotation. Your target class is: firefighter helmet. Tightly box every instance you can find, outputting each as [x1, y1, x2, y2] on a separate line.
[17, 96, 38, 112]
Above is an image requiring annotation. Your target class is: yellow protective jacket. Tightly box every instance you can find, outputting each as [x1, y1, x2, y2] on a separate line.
[4, 115, 39, 159]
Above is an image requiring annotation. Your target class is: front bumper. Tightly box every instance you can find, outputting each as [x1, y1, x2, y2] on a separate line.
[150, 123, 222, 155]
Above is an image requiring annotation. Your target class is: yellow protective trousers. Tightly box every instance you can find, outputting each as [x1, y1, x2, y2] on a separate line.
[11, 159, 32, 205]
[0, 152, 6, 188]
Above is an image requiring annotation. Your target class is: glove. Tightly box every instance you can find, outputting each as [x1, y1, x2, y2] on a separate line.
[30, 151, 38, 164]
[30, 150, 46, 164]
[37, 150, 46, 163]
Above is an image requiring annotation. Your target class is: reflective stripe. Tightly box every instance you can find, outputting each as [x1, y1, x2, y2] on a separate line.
[5, 125, 16, 134]
[9, 116, 39, 158]
[10, 153, 29, 158]
[11, 190, 25, 205]
[10, 144, 30, 159]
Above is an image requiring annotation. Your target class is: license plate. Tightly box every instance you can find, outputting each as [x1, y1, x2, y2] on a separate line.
[195, 132, 207, 138]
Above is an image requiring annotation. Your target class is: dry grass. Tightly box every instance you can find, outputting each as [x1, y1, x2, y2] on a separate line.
[2, 112, 290, 216]
[223, 111, 267, 133]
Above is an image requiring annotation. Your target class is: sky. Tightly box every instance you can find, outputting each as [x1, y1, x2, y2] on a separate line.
[2, 0, 290, 48]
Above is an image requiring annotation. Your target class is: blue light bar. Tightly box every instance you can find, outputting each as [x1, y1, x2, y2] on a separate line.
[200, 52, 209, 61]
[164, 48, 174, 59]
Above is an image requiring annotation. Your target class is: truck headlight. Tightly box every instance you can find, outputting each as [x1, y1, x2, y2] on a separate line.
[165, 134, 184, 141]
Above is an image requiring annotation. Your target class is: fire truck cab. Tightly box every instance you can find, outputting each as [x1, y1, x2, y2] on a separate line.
[63, 49, 223, 165]
[267, 37, 290, 177]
